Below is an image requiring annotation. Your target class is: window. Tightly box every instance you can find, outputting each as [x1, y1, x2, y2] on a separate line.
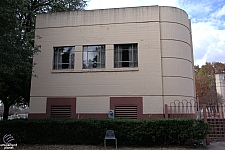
[83, 45, 105, 69]
[53, 46, 75, 70]
[114, 44, 138, 68]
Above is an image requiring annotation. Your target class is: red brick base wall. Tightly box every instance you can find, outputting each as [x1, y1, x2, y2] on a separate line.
[46, 97, 77, 118]
[29, 97, 164, 119]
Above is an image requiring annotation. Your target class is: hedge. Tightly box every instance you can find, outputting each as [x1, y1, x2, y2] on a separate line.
[0, 118, 209, 146]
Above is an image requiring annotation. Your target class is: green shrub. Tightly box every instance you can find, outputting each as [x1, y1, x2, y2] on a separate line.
[0, 118, 209, 146]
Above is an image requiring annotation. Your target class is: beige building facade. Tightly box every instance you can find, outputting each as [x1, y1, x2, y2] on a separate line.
[215, 74, 225, 102]
[29, 6, 195, 119]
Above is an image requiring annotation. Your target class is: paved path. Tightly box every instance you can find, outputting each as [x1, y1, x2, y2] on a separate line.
[206, 142, 225, 150]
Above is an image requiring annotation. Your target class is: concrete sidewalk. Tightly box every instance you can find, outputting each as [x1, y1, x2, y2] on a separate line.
[206, 142, 225, 150]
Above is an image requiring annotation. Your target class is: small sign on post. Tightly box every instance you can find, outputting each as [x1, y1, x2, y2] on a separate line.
[108, 110, 114, 119]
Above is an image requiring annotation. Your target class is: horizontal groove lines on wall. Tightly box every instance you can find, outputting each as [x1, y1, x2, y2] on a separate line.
[160, 22, 191, 44]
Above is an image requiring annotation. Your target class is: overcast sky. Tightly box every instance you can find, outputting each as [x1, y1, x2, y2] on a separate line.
[86, 0, 225, 66]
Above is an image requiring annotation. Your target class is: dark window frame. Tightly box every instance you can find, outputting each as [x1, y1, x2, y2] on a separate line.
[53, 46, 75, 70]
[82, 45, 105, 69]
[114, 44, 138, 68]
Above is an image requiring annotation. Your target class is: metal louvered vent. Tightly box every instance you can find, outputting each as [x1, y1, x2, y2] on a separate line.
[51, 105, 71, 118]
[115, 105, 137, 119]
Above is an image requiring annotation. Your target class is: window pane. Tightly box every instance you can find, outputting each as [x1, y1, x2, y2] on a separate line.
[93, 62, 97, 68]
[58, 48, 63, 64]
[53, 46, 75, 70]
[133, 49, 138, 61]
[83, 51, 88, 63]
[134, 62, 138, 67]
[114, 44, 138, 68]
[119, 62, 122, 68]
[83, 46, 88, 52]
[83, 63, 88, 69]
[83, 45, 105, 69]
[62, 64, 69, 69]
[53, 63, 57, 69]
[58, 64, 62, 69]
[88, 51, 98, 63]
[122, 50, 129, 62]
[129, 62, 134, 67]
[101, 49, 105, 68]
[53, 52, 58, 69]
[62, 52, 69, 63]
[70, 53, 75, 69]
[114, 46, 118, 68]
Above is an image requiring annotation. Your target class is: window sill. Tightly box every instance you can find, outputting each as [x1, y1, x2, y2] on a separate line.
[51, 68, 139, 73]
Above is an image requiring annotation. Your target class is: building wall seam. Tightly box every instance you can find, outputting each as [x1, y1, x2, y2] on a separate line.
[32, 95, 195, 98]
[163, 76, 193, 80]
[36, 21, 189, 30]
[161, 57, 192, 63]
[159, 7, 165, 114]
[159, 21, 190, 30]
[50, 68, 139, 73]
[160, 39, 192, 47]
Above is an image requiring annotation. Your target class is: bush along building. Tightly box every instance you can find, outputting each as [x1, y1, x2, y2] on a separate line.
[29, 6, 195, 119]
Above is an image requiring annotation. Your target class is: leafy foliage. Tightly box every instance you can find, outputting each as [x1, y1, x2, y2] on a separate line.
[195, 62, 225, 104]
[0, 0, 87, 120]
[0, 118, 209, 146]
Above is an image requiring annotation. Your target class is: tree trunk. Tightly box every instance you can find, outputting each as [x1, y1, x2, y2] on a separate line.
[3, 104, 9, 120]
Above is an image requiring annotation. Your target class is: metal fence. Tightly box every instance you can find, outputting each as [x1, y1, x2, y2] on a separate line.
[165, 100, 225, 144]
[165, 99, 197, 119]
[202, 103, 225, 142]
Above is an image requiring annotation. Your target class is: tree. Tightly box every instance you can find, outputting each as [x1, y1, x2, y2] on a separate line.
[0, 0, 87, 120]
[195, 68, 211, 104]
[212, 62, 225, 74]
[0, 82, 26, 119]
[194, 65, 200, 74]
[195, 62, 225, 105]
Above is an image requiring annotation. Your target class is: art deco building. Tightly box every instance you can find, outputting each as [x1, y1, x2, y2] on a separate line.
[29, 6, 195, 119]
